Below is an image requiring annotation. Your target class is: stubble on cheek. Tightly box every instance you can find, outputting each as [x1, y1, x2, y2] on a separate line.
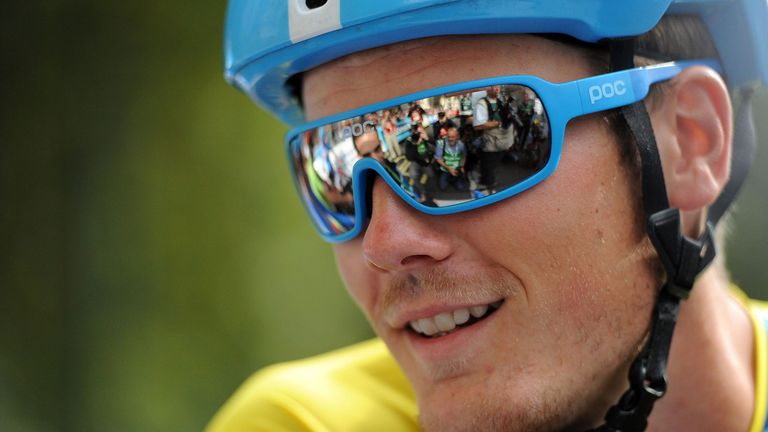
[541, 231, 658, 420]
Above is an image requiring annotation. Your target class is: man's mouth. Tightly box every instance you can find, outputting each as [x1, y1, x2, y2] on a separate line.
[408, 300, 504, 338]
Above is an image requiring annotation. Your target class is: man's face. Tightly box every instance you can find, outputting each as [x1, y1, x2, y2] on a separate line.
[354, 130, 381, 158]
[446, 128, 459, 143]
[304, 35, 659, 431]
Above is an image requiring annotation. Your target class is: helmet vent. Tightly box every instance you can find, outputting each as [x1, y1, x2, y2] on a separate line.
[305, 0, 328, 9]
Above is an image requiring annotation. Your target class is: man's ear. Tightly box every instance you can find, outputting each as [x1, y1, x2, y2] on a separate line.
[649, 66, 733, 236]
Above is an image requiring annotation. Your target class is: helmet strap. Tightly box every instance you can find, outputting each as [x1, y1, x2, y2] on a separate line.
[585, 38, 717, 432]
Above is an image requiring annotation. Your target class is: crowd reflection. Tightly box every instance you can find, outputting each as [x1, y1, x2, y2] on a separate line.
[294, 84, 551, 232]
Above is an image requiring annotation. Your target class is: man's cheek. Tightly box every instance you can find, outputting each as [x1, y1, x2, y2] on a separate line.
[546, 267, 612, 339]
[335, 245, 379, 319]
[343, 276, 380, 323]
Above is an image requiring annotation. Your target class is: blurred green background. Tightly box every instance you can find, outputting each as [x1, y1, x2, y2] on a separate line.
[0, 2, 766, 431]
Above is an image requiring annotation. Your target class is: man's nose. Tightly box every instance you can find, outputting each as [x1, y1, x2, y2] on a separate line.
[362, 178, 453, 272]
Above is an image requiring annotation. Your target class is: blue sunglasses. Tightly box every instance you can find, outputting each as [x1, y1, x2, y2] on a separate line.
[286, 60, 720, 243]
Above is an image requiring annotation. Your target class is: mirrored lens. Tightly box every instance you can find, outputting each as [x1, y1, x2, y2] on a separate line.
[290, 84, 551, 236]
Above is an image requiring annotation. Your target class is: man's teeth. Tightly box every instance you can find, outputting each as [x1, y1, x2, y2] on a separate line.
[408, 301, 502, 337]
[453, 308, 469, 325]
[470, 305, 488, 318]
[434, 313, 456, 332]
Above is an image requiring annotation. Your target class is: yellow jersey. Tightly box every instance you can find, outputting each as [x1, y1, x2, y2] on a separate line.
[207, 294, 768, 432]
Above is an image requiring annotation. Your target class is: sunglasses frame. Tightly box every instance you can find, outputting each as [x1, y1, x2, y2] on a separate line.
[285, 59, 721, 243]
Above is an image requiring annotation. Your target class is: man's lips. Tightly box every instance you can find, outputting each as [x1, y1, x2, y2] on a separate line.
[388, 298, 505, 337]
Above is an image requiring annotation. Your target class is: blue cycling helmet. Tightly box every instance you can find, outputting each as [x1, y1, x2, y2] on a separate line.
[225, 0, 767, 126]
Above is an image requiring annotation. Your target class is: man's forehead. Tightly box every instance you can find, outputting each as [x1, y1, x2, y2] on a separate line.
[316, 37, 448, 68]
[302, 34, 597, 121]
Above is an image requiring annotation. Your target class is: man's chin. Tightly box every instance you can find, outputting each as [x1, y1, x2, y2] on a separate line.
[414, 377, 582, 432]
[413, 353, 474, 382]
[417, 394, 551, 432]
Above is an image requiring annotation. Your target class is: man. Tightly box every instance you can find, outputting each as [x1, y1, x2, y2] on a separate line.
[211, 1, 767, 431]
[404, 123, 435, 202]
[434, 127, 468, 192]
[459, 93, 473, 119]
[431, 111, 458, 141]
[473, 85, 516, 192]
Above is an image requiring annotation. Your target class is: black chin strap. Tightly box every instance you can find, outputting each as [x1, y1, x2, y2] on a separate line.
[585, 39, 724, 432]
[590, 212, 716, 432]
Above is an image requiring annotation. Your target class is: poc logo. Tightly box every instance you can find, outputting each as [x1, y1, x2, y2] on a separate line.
[340, 120, 376, 138]
[588, 80, 627, 104]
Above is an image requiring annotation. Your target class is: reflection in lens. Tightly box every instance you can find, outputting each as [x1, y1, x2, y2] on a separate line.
[288, 130, 354, 236]
[290, 84, 551, 235]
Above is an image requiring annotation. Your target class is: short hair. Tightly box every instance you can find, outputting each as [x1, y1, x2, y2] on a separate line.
[614, 15, 722, 180]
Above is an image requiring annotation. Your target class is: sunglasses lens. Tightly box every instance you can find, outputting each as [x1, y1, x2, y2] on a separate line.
[289, 84, 551, 237]
[289, 131, 358, 237]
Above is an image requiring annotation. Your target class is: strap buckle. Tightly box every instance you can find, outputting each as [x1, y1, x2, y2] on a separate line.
[647, 208, 717, 299]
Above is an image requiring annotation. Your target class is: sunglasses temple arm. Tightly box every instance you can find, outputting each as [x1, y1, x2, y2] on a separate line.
[576, 59, 722, 117]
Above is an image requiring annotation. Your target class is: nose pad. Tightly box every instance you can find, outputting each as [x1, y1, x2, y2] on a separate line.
[351, 157, 408, 227]
[362, 170, 376, 221]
